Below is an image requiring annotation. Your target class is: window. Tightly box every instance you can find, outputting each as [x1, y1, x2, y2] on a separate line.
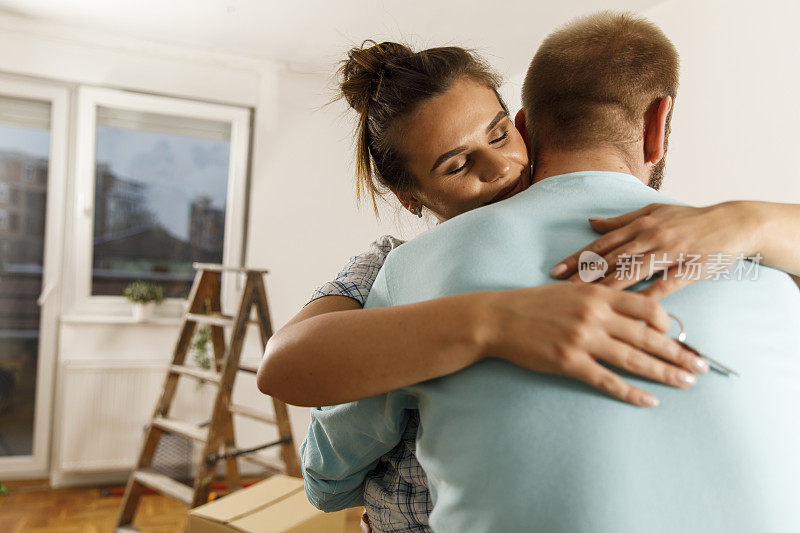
[71, 88, 250, 315]
[0, 182, 8, 203]
[91, 107, 232, 298]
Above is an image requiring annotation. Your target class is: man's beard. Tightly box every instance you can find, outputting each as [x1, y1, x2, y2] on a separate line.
[648, 156, 666, 190]
[648, 120, 671, 190]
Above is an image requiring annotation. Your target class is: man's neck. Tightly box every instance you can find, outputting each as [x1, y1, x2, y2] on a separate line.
[531, 147, 647, 185]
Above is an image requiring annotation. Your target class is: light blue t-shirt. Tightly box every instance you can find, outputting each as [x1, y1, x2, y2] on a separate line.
[301, 171, 800, 533]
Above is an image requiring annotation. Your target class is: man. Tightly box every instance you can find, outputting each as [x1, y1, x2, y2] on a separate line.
[302, 12, 800, 532]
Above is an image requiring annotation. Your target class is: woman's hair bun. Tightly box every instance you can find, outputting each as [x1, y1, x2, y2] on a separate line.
[338, 40, 413, 115]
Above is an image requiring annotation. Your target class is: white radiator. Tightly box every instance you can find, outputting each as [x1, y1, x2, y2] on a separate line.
[57, 361, 215, 472]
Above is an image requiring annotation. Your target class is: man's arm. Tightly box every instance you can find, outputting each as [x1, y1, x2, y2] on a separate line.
[300, 390, 416, 511]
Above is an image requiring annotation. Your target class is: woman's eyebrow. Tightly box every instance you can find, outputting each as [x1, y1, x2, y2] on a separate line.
[430, 146, 467, 173]
[429, 110, 508, 173]
[485, 110, 507, 133]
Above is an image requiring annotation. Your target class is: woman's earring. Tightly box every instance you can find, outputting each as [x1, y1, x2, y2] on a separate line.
[410, 206, 422, 218]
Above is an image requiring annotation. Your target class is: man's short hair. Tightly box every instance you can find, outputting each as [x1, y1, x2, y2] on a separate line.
[522, 11, 679, 157]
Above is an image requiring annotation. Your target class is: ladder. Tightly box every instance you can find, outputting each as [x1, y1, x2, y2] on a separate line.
[115, 263, 301, 532]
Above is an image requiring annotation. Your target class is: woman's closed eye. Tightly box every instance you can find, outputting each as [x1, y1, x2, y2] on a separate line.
[445, 158, 469, 175]
[445, 129, 510, 175]
[446, 159, 469, 175]
[490, 130, 509, 144]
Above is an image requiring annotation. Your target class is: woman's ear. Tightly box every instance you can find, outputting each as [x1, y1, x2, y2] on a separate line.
[392, 189, 421, 214]
[644, 96, 672, 165]
[514, 109, 530, 152]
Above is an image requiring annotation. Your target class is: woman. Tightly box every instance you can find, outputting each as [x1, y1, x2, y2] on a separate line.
[258, 42, 800, 532]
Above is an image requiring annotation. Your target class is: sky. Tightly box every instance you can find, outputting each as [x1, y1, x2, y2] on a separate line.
[0, 116, 232, 243]
[0, 125, 50, 158]
[95, 126, 230, 241]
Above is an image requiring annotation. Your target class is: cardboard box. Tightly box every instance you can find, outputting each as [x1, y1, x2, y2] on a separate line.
[187, 475, 347, 533]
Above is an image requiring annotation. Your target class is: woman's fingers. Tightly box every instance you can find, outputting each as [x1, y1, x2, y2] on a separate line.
[587, 204, 660, 232]
[603, 314, 709, 375]
[567, 329, 703, 409]
[606, 289, 671, 332]
[639, 266, 697, 299]
[550, 226, 639, 279]
[551, 204, 661, 279]
[566, 356, 660, 408]
[593, 336, 698, 390]
[584, 240, 658, 288]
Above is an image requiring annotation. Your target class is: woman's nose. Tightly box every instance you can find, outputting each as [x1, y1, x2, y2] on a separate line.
[477, 151, 512, 183]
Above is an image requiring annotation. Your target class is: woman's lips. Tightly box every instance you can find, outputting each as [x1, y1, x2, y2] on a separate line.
[486, 177, 524, 205]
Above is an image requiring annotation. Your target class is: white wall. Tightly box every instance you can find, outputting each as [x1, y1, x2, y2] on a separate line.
[503, 1, 800, 206]
[644, 0, 800, 205]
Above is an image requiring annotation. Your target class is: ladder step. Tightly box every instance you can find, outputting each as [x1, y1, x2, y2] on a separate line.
[134, 468, 194, 505]
[152, 416, 208, 442]
[170, 364, 220, 384]
[186, 312, 234, 327]
[186, 313, 261, 328]
[229, 403, 276, 424]
[239, 453, 287, 473]
[238, 362, 259, 374]
[193, 262, 269, 274]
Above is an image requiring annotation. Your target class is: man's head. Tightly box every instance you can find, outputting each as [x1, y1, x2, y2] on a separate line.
[520, 11, 679, 189]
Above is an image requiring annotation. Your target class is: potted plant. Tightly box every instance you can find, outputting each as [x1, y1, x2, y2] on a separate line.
[190, 324, 214, 386]
[124, 280, 164, 321]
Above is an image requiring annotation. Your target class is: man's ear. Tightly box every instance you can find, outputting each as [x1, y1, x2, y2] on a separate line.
[643, 96, 672, 165]
[514, 109, 531, 152]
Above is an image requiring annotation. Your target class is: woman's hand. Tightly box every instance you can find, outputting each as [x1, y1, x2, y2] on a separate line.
[549, 202, 769, 299]
[481, 283, 709, 408]
[263, 278, 709, 408]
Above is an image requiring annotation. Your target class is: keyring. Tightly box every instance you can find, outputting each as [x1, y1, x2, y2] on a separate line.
[668, 313, 689, 344]
[667, 314, 740, 377]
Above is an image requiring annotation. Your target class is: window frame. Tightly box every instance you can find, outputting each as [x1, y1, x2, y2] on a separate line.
[67, 87, 251, 318]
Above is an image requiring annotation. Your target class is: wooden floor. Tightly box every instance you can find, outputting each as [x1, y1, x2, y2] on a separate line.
[0, 478, 362, 533]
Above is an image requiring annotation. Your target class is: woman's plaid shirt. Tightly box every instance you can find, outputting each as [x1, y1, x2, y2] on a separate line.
[307, 235, 433, 532]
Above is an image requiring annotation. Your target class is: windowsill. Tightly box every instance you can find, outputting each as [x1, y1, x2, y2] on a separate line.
[59, 314, 184, 326]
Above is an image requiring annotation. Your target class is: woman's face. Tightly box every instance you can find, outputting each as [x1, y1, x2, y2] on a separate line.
[395, 77, 531, 222]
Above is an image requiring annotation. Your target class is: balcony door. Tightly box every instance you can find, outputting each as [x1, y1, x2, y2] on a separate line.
[0, 78, 68, 478]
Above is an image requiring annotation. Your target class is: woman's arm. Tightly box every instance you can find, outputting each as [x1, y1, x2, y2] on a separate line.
[550, 201, 800, 298]
[259, 293, 486, 407]
[258, 283, 706, 409]
[748, 201, 800, 275]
